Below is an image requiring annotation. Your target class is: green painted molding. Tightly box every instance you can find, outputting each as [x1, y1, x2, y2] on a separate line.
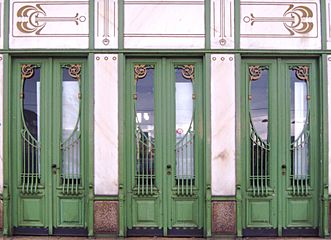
[118, 0, 124, 49]
[94, 195, 119, 201]
[211, 196, 236, 201]
[3, 1, 9, 50]
[205, 0, 211, 49]
[89, 1, 95, 49]
[234, 0, 240, 50]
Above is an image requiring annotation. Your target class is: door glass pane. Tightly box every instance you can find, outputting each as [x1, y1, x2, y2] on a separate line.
[175, 65, 194, 195]
[249, 66, 270, 196]
[135, 65, 155, 195]
[21, 64, 41, 192]
[290, 66, 309, 186]
[61, 65, 81, 193]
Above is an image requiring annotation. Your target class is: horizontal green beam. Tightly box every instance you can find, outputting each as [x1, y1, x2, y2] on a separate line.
[94, 195, 119, 201]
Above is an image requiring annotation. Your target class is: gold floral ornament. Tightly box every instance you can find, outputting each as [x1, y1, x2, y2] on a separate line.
[249, 65, 269, 81]
[291, 66, 309, 81]
[22, 64, 38, 80]
[179, 65, 194, 81]
[67, 64, 81, 80]
[134, 65, 148, 81]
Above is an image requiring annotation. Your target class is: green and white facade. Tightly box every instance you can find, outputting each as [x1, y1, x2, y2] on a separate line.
[0, 0, 330, 237]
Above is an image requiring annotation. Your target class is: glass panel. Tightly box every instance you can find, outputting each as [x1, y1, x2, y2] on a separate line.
[175, 65, 194, 195]
[249, 66, 270, 196]
[290, 67, 309, 185]
[21, 65, 41, 193]
[61, 65, 81, 194]
[135, 65, 155, 195]
[250, 69, 268, 141]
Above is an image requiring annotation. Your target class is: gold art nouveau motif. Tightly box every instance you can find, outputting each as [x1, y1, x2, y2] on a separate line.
[178, 65, 195, 81]
[66, 64, 81, 81]
[134, 65, 148, 81]
[243, 4, 314, 36]
[249, 65, 268, 81]
[16, 4, 86, 35]
[291, 66, 309, 81]
[21, 64, 38, 80]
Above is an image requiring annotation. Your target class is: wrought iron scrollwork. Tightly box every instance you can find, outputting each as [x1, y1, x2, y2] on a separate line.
[178, 65, 194, 81]
[290, 65, 309, 81]
[134, 64, 148, 81]
[63, 64, 81, 81]
[249, 65, 269, 81]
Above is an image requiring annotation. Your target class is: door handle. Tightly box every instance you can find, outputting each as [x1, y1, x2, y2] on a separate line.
[281, 164, 286, 175]
[52, 164, 59, 174]
[166, 164, 171, 175]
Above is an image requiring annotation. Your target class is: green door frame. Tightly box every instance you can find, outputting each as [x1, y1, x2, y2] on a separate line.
[236, 56, 329, 237]
[118, 55, 212, 237]
[3, 56, 94, 236]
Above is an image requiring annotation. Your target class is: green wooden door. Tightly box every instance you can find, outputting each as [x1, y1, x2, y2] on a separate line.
[241, 58, 320, 236]
[10, 58, 88, 235]
[125, 58, 205, 237]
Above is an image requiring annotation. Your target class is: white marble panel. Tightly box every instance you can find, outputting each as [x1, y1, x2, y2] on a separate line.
[0, 0, 3, 49]
[241, 0, 321, 49]
[211, 0, 234, 49]
[327, 0, 331, 49]
[95, 0, 118, 48]
[211, 54, 236, 196]
[10, 0, 89, 49]
[328, 56, 331, 194]
[94, 54, 118, 195]
[124, 0, 204, 48]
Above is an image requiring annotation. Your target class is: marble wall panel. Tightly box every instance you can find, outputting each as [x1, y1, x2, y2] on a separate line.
[0, 0, 3, 49]
[94, 54, 118, 195]
[124, 0, 205, 48]
[94, 0, 118, 48]
[211, 0, 234, 49]
[240, 0, 321, 49]
[94, 201, 118, 233]
[10, 0, 89, 49]
[212, 201, 236, 234]
[327, 0, 331, 49]
[211, 54, 236, 196]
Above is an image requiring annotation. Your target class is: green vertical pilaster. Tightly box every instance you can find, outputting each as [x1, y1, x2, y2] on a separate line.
[118, 53, 126, 237]
[204, 53, 212, 237]
[321, 54, 329, 237]
[234, 0, 240, 50]
[235, 53, 242, 237]
[3, 0, 9, 50]
[118, 0, 124, 50]
[3, 53, 10, 236]
[321, 0, 327, 50]
[205, 0, 211, 49]
[87, 53, 95, 236]
[89, 0, 95, 50]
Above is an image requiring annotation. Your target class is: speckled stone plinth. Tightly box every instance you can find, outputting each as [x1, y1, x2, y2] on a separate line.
[212, 201, 236, 234]
[329, 201, 331, 232]
[94, 201, 118, 234]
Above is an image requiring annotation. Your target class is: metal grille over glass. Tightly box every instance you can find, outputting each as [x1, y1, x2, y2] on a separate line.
[60, 64, 81, 195]
[20, 64, 41, 194]
[134, 65, 155, 195]
[175, 65, 195, 196]
[290, 66, 310, 196]
[249, 65, 270, 197]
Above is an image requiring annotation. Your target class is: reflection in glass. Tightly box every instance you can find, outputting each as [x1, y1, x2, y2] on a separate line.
[249, 66, 270, 196]
[61, 65, 81, 194]
[135, 65, 155, 195]
[175, 66, 194, 196]
[21, 65, 41, 193]
[290, 67, 309, 188]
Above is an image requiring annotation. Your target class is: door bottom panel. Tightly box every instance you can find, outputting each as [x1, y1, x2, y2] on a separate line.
[282, 227, 318, 236]
[127, 227, 163, 236]
[167, 227, 203, 237]
[243, 228, 277, 237]
[53, 227, 88, 236]
[13, 227, 48, 236]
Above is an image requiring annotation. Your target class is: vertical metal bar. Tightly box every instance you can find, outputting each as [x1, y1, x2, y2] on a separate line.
[27, 134, 30, 193]
[185, 138, 188, 196]
[251, 134, 256, 196]
[150, 143, 153, 194]
[76, 136, 79, 194]
[22, 131, 26, 192]
[265, 145, 268, 195]
[137, 131, 140, 195]
[142, 139, 145, 195]
[177, 148, 179, 195]
[190, 134, 193, 195]
[257, 139, 260, 196]
[31, 142, 34, 193]
[261, 143, 264, 195]
[181, 141, 184, 195]
[146, 141, 149, 195]
[66, 141, 70, 194]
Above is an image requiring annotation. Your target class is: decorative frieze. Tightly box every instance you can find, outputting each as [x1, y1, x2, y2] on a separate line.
[211, 0, 234, 49]
[241, 0, 321, 49]
[10, 0, 89, 49]
[95, 0, 118, 48]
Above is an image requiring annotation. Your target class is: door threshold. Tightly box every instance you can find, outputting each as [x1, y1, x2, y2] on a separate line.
[127, 227, 163, 237]
[13, 227, 49, 236]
